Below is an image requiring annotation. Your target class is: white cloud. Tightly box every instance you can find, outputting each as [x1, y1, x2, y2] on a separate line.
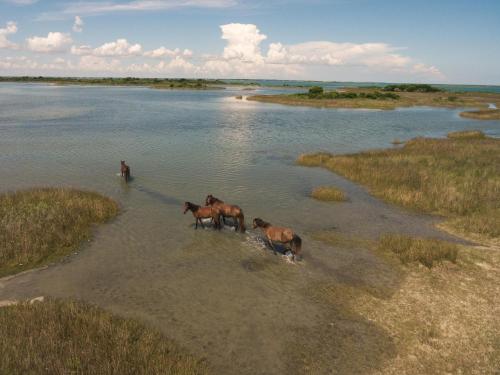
[73, 16, 84, 32]
[0, 21, 18, 49]
[412, 63, 444, 79]
[93, 38, 142, 56]
[26, 32, 73, 52]
[144, 46, 193, 58]
[78, 55, 121, 71]
[1, 22, 443, 81]
[221, 23, 267, 63]
[39, 0, 236, 19]
[3, 0, 38, 5]
[71, 45, 93, 55]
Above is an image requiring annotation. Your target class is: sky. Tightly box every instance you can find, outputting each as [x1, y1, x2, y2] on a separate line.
[0, 0, 499, 84]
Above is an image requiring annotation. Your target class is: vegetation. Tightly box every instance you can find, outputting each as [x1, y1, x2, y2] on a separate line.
[460, 109, 500, 120]
[248, 87, 500, 114]
[383, 83, 442, 92]
[301, 86, 399, 100]
[0, 298, 208, 374]
[297, 133, 500, 241]
[0, 76, 226, 90]
[447, 129, 486, 139]
[311, 186, 347, 202]
[0, 188, 118, 277]
[378, 234, 458, 268]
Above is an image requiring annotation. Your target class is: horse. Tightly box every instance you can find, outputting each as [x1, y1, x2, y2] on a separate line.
[205, 194, 246, 233]
[252, 218, 302, 261]
[120, 160, 131, 183]
[183, 202, 221, 230]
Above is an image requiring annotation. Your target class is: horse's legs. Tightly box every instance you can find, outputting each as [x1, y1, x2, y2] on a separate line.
[200, 218, 205, 229]
[195, 218, 198, 229]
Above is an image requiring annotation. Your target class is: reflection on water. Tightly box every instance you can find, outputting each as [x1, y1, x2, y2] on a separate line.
[0, 83, 498, 374]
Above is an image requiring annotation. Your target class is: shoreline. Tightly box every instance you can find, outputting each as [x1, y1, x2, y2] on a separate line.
[248, 88, 500, 120]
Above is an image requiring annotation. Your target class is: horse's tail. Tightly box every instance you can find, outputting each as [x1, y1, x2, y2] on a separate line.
[238, 212, 246, 233]
[291, 234, 302, 260]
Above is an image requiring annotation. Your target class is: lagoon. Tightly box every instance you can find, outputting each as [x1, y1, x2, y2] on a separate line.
[1, 83, 499, 374]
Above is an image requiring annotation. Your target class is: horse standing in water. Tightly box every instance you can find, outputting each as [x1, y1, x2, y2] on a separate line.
[252, 218, 302, 261]
[184, 202, 221, 230]
[120, 161, 131, 183]
[205, 194, 246, 233]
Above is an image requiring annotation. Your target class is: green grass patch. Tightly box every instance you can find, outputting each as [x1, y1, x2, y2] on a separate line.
[0, 298, 208, 374]
[311, 186, 347, 202]
[0, 188, 118, 277]
[378, 234, 458, 268]
[297, 134, 500, 241]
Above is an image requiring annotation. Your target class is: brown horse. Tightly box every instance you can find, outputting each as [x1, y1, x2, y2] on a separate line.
[184, 202, 221, 230]
[252, 218, 302, 260]
[120, 160, 131, 183]
[205, 194, 245, 233]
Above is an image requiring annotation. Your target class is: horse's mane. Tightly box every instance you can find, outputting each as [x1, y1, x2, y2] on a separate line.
[186, 202, 199, 210]
[207, 195, 224, 204]
[254, 218, 271, 228]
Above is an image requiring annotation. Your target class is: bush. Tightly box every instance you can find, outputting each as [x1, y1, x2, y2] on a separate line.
[308, 86, 324, 96]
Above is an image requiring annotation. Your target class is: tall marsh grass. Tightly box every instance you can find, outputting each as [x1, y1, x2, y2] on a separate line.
[0, 299, 208, 374]
[0, 188, 118, 277]
[297, 133, 500, 240]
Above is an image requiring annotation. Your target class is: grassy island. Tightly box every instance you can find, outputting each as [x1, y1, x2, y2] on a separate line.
[249, 85, 500, 118]
[0, 188, 118, 277]
[0, 298, 208, 374]
[298, 131, 500, 243]
[0, 76, 227, 90]
[311, 186, 347, 202]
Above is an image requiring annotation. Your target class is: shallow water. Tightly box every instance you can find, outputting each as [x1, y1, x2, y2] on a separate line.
[1, 83, 499, 374]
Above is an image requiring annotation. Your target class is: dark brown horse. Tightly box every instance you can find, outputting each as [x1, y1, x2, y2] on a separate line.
[120, 160, 131, 183]
[205, 194, 245, 233]
[252, 218, 302, 260]
[184, 202, 221, 230]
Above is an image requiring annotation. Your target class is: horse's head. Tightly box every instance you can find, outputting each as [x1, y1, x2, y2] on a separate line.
[253, 218, 263, 229]
[205, 194, 214, 206]
[183, 202, 191, 214]
[121, 160, 126, 165]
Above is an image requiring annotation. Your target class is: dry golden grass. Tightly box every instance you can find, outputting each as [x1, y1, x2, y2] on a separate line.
[311, 186, 347, 202]
[297, 135, 500, 241]
[378, 234, 458, 268]
[303, 230, 500, 375]
[0, 298, 208, 375]
[0, 188, 118, 277]
[460, 109, 500, 120]
[447, 129, 486, 139]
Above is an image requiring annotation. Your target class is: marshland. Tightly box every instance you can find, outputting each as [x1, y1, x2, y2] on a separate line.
[1, 82, 499, 374]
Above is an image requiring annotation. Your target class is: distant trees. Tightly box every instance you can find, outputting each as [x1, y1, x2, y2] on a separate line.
[299, 88, 399, 100]
[383, 84, 442, 93]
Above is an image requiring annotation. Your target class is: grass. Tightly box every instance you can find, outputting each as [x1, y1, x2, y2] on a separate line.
[0, 298, 208, 374]
[447, 129, 486, 139]
[0, 188, 118, 277]
[378, 234, 458, 268]
[248, 87, 500, 115]
[460, 109, 500, 120]
[297, 134, 500, 241]
[311, 186, 347, 202]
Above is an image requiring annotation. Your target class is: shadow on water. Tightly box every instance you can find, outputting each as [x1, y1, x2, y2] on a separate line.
[134, 185, 184, 206]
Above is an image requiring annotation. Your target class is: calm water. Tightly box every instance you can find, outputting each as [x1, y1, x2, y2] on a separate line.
[1, 83, 499, 374]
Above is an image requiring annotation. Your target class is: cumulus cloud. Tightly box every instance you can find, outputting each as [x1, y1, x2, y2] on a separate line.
[221, 23, 267, 63]
[78, 55, 121, 71]
[3, 0, 38, 5]
[92, 38, 142, 56]
[0, 21, 18, 49]
[73, 16, 84, 32]
[144, 46, 193, 58]
[265, 41, 412, 68]
[26, 32, 72, 52]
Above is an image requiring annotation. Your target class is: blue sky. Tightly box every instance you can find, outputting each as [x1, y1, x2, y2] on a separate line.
[1, 0, 499, 84]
